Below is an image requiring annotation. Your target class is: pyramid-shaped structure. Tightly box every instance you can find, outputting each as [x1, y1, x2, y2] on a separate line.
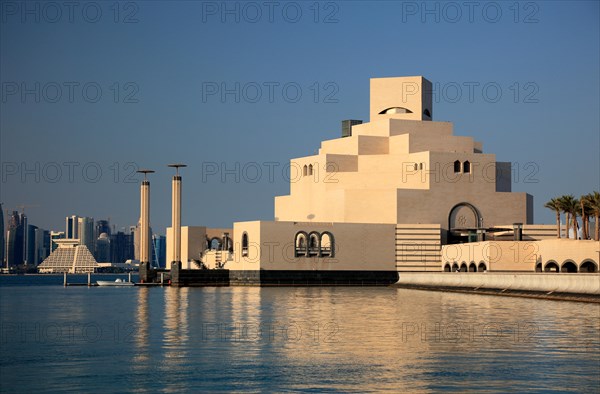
[38, 239, 98, 273]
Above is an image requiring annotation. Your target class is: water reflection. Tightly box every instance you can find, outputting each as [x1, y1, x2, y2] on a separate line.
[117, 286, 600, 392]
[6, 285, 595, 392]
[133, 287, 149, 367]
[218, 288, 600, 392]
[162, 287, 189, 374]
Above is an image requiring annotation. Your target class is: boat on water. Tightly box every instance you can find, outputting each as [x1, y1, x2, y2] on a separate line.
[96, 278, 135, 286]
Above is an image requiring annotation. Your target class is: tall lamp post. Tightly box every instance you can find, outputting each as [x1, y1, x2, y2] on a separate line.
[137, 169, 154, 281]
[168, 164, 186, 269]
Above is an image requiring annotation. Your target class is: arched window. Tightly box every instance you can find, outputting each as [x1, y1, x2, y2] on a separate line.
[419, 163, 423, 170]
[308, 232, 320, 256]
[320, 232, 334, 257]
[469, 262, 477, 272]
[379, 107, 413, 115]
[463, 160, 471, 173]
[454, 160, 461, 173]
[444, 264, 451, 272]
[560, 261, 578, 273]
[303, 165, 308, 176]
[478, 262, 487, 272]
[580, 260, 598, 273]
[241, 232, 249, 257]
[308, 164, 313, 176]
[414, 163, 418, 171]
[544, 261, 559, 272]
[294, 232, 308, 257]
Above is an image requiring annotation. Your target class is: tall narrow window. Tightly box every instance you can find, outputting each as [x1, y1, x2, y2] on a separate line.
[308, 164, 313, 176]
[463, 160, 471, 173]
[303, 165, 308, 176]
[320, 232, 335, 257]
[241, 232, 249, 257]
[295, 232, 308, 257]
[413, 163, 418, 171]
[419, 163, 423, 170]
[454, 160, 461, 173]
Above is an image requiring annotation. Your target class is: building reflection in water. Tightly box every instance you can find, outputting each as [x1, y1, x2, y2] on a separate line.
[133, 287, 150, 368]
[240, 287, 599, 392]
[161, 287, 189, 371]
[126, 286, 599, 392]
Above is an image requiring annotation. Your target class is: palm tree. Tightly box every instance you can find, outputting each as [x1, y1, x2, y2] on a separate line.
[571, 201, 580, 239]
[580, 194, 594, 240]
[558, 195, 579, 239]
[588, 191, 600, 241]
[544, 198, 562, 238]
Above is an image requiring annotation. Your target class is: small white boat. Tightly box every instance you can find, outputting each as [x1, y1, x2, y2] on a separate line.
[96, 278, 135, 286]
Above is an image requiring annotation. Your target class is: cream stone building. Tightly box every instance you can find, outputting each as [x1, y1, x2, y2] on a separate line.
[274, 76, 531, 236]
[163, 76, 597, 286]
[226, 76, 533, 279]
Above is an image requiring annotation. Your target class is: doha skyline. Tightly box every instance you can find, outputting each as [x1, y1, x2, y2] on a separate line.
[1, 1, 599, 233]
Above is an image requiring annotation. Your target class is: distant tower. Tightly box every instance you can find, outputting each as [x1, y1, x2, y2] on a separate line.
[6, 211, 24, 267]
[168, 164, 186, 268]
[152, 234, 166, 268]
[65, 215, 79, 239]
[40, 229, 50, 264]
[25, 224, 37, 265]
[109, 230, 133, 265]
[95, 233, 111, 262]
[0, 203, 4, 265]
[95, 219, 111, 239]
[137, 170, 154, 271]
[31, 227, 47, 266]
[20, 213, 28, 265]
[77, 217, 95, 253]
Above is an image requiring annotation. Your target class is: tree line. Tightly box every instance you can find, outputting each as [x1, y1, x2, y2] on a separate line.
[544, 192, 600, 240]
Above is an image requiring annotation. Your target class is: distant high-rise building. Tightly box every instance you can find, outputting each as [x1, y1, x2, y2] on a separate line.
[30, 227, 48, 266]
[109, 230, 134, 265]
[152, 234, 166, 268]
[66, 215, 79, 239]
[25, 224, 37, 265]
[40, 229, 50, 264]
[0, 203, 5, 265]
[50, 231, 65, 253]
[6, 211, 24, 267]
[78, 217, 94, 254]
[21, 213, 28, 264]
[95, 219, 111, 239]
[95, 233, 111, 262]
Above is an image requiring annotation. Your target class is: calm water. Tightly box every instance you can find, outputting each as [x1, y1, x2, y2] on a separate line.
[1, 275, 599, 393]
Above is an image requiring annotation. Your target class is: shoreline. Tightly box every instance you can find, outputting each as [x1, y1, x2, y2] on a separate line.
[395, 284, 600, 303]
[395, 272, 600, 303]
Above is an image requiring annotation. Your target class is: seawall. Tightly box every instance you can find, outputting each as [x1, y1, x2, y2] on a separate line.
[395, 272, 600, 302]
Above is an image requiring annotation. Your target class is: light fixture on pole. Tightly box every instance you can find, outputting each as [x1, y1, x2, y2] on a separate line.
[168, 164, 186, 268]
[137, 169, 154, 269]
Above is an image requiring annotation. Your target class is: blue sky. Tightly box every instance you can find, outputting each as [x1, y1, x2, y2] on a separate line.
[1, 0, 599, 233]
